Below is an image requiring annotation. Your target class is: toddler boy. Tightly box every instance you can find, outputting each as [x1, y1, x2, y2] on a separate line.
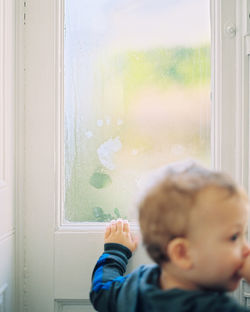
[90, 161, 250, 311]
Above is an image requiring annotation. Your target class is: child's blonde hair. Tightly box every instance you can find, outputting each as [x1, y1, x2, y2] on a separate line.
[138, 161, 246, 265]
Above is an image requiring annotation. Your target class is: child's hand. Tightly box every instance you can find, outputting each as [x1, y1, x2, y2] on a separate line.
[104, 219, 138, 253]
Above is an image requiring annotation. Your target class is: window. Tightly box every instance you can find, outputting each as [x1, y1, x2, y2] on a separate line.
[64, 0, 211, 222]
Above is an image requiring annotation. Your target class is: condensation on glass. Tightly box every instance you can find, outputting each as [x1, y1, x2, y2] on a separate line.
[64, 0, 211, 222]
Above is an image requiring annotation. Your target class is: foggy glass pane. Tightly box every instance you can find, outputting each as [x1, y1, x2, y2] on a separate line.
[64, 0, 211, 222]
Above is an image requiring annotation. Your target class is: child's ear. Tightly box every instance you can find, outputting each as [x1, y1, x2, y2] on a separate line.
[166, 238, 192, 270]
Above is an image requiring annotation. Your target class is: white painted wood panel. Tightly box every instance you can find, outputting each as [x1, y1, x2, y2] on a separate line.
[61, 306, 94, 312]
[55, 300, 94, 312]
[54, 231, 150, 299]
[0, 0, 16, 312]
[0, 0, 15, 238]
[0, 236, 15, 312]
[0, 0, 15, 312]
[0, 0, 5, 189]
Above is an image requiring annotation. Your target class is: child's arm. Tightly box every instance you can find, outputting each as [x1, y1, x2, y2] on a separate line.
[90, 219, 138, 312]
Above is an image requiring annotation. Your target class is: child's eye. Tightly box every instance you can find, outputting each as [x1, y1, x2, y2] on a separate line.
[230, 233, 239, 241]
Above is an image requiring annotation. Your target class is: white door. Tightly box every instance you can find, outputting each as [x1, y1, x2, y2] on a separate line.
[20, 0, 250, 311]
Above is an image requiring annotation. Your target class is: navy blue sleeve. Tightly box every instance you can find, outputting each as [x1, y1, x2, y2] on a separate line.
[90, 243, 132, 312]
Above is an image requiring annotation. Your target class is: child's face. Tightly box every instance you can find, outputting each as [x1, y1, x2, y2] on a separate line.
[188, 188, 250, 291]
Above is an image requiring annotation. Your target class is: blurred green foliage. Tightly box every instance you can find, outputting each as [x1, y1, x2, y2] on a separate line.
[119, 45, 210, 106]
[93, 207, 126, 222]
[89, 171, 112, 189]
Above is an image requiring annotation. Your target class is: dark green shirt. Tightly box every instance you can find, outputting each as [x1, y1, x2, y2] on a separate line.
[90, 243, 249, 312]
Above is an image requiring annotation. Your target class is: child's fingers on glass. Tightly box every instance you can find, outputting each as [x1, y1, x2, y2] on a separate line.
[123, 220, 129, 233]
[110, 220, 117, 232]
[104, 224, 111, 239]
[116, 219, 123, 232]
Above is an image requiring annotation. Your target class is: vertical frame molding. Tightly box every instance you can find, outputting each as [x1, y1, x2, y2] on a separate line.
[211, 0, 249, 186]
[211, 0, 250, 305]
[23, 0, 57, 310]
[235, 0, 250, 190]
[0, 0, 16, 311]
[239, 0, 250, 307]
[0, 0, 6, 189]
[0, 284, 8, 312]
[16, 0, 25, 311]
[57, 0, 64, 229]
[211, 0, 237, 175]
[213, 0, 250, 307]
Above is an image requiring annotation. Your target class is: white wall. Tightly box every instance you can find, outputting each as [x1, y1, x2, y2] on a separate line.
[0, 0, 16, 311]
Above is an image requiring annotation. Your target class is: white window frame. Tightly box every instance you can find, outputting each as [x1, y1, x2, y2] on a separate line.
[211, 0, 249, 184]
[211, 0, 250, 304]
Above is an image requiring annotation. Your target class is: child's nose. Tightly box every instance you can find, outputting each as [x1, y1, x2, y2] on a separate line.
[243, 242, 250, 258]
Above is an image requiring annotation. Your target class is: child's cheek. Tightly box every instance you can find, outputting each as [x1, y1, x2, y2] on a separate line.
[238, 255, 250, 282]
